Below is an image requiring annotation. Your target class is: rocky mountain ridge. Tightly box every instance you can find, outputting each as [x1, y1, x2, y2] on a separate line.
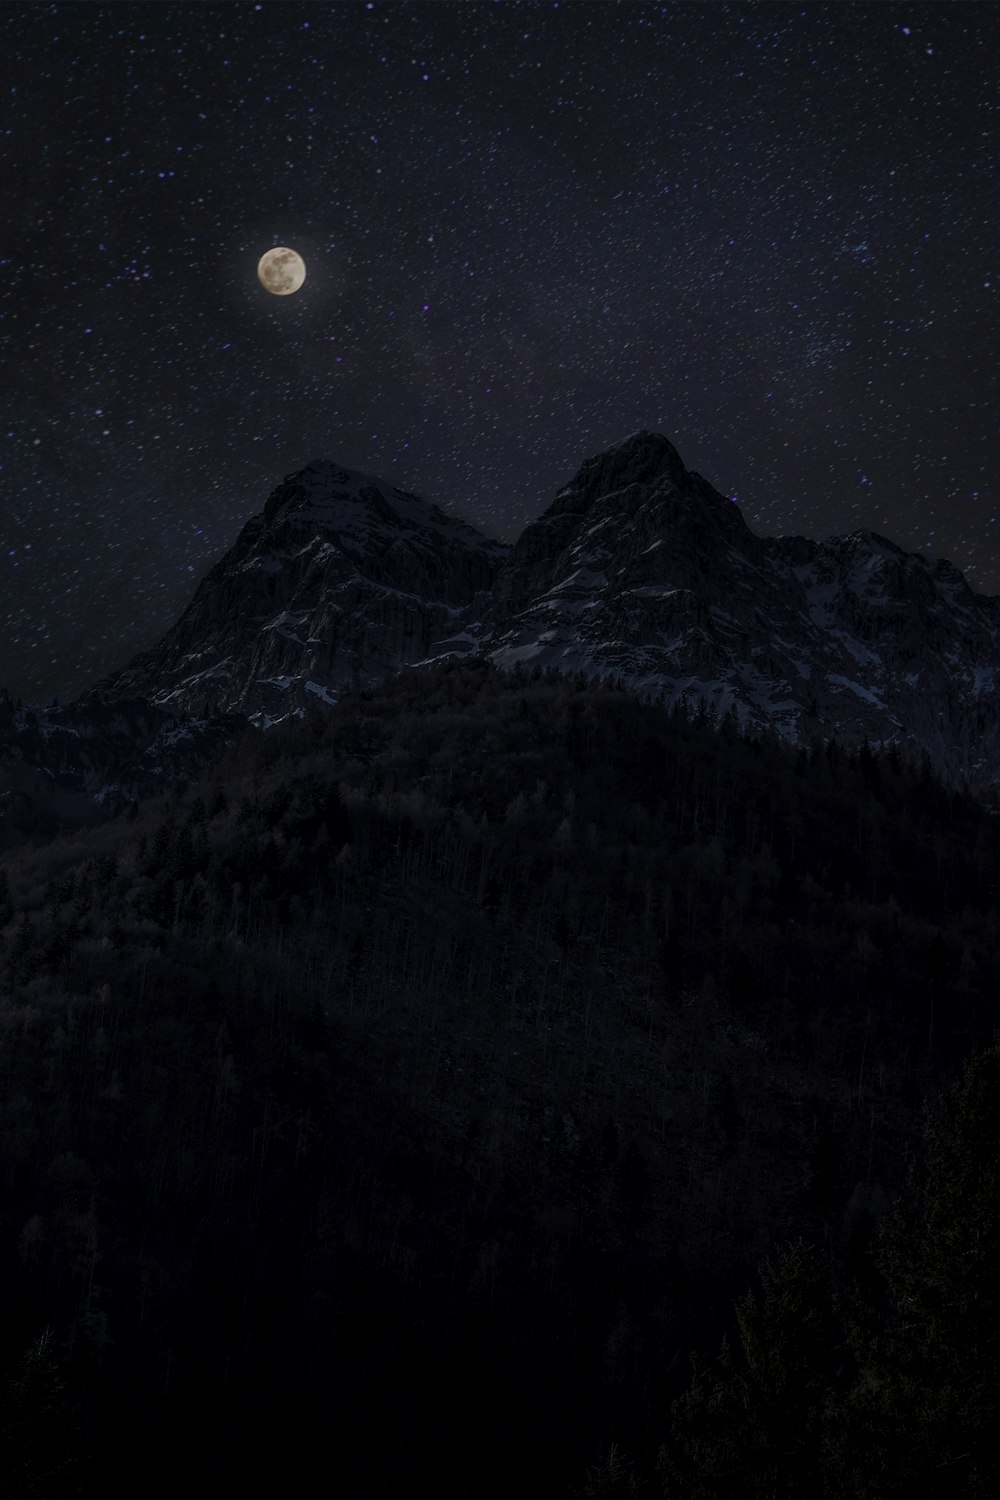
[90, 433, 1000, 786]
[0, 691, 244, 849]
[94, 460, 506, 723]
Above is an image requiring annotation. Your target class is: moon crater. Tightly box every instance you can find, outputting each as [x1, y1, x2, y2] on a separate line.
[258, 246, 306, 296]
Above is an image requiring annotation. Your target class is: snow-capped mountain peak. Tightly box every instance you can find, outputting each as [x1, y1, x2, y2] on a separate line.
[91, 436, 1000, 785]
[94, 459, 508, 722]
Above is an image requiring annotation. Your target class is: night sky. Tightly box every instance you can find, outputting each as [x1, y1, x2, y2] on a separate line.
[3, 1, 999, 705]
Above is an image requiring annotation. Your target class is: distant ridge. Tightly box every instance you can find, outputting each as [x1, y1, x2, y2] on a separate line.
[92, 433, 1000, 785]
[92, 461, 507, 724]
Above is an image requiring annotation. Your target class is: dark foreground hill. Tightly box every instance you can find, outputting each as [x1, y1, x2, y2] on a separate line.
[0, 659, 998, 1495]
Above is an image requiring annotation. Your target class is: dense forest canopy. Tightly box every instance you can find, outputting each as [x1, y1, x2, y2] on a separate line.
[0, 659, 998, 1495]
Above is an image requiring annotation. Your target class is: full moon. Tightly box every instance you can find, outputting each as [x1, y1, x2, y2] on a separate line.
[257, 246, 306, 296]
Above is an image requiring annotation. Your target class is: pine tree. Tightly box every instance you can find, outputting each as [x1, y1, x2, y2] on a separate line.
[659, 1242, 842, 1497]
[0, 1331, 85, 1497]
[657, 1034, 1000, 1497]
[581, 1443, 644, 1498]
[868, 1033, 1000, 1494]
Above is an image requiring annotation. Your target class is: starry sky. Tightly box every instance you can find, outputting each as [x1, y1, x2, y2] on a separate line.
[3, 0, 999, 704]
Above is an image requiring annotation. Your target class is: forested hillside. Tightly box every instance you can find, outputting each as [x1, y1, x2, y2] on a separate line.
[1, 659, 998, 1496]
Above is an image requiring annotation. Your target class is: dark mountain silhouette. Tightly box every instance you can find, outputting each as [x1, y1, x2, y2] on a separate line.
[0, 658, 998, 1494]
[0, 689, 244, 850]
[92, 459, 506, 723]
[92, 434, 1000, 787]
[2, 437, 1000, 1494]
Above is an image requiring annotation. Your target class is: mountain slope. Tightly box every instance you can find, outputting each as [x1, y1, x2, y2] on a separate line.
[0, 690, 244, 849]
[0, 660, 997, 1494]
[95, 461, 508, 722]
[484, 432, 1000, 783]
[92, 435, 1000, 784]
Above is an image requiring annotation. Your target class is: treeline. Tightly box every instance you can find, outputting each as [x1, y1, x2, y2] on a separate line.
[0, 659, 998, 1495]
[584, 1030, 1000, 1496]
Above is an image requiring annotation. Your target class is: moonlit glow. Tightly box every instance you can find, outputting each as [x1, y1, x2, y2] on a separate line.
[257, 246, 306, 296]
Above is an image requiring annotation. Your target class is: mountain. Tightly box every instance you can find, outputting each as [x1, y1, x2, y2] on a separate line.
[92, 435, 1000, 785]
[0, 691, 244, 850]
[93, 461, 508, 723]
[2, 658, 999, 1495]
[485, 431, 1000, 784]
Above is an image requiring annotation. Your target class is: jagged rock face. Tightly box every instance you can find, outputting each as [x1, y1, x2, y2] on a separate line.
[86, 435, 1000, 785]
[0, 691, 244, 848]
[485, 432, 1000, 785]
[96, 462, 509, 722]
[490, 431, 698, 617]
[488, 431, 753, 629]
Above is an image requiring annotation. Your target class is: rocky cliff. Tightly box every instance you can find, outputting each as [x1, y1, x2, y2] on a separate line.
[0, 691, 244, 848]
[95, 461, 508, 722]
[90, 435, 1000, 786]
[484, 432, 1000, 784]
